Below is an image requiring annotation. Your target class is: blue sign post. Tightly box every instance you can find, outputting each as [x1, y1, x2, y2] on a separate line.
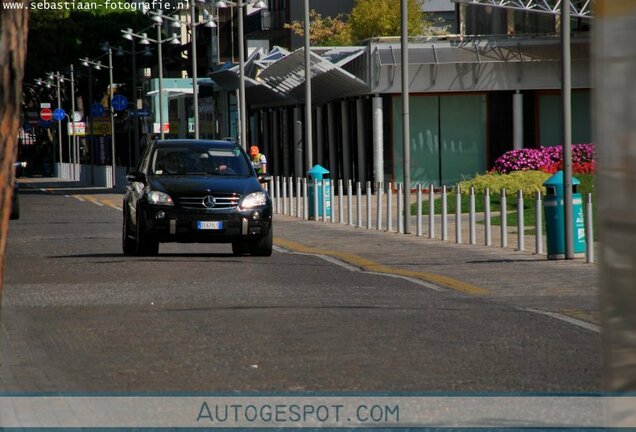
[112, 94, 128, 112]
[53, 108, 66, 122]
[91, 103, 105, 117]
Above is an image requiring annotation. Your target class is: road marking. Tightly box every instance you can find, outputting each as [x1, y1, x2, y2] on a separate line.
[274, 245, 447, 292]
[83, 195, 104, 207]
[521, 308, 601, 333]
[274, 237, 487, 295]
[74, 196, 86, 202]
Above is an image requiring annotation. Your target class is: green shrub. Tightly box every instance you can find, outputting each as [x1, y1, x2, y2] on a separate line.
[456, 171, 551, 197]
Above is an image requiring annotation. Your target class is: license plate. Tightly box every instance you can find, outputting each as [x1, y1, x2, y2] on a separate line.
[197, 221, 223, 230]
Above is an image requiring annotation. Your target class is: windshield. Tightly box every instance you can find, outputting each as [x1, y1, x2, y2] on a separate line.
[150, 145, 252, 177]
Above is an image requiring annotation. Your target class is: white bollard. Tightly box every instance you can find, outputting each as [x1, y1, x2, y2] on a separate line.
[313, 178, 319, 221]
[347, 179, 353, 226]
[485, 188, 492, 246]
[322, 179, 327, 222]
[416, 184, 423, 237]
[469, 186, 476, 245]
[501, 188, 508, 248]
[356, 182, 362, 227]
[366, 181, 372, 229]
[303, 178, 308, 220]
[585, 193, 594, 263]
[338, 179, 344, 224]
[397, 183, 404, 234]
[376, 182, 383, 231]
[282, 177, 288, 215]
[288, 177, 293, 216]
[517, 190, 525, 251]
[442, 185, 448, 241]
[296, 177, 302, 218]
[429, 184, 435, 239]
[387, 182, 393, 232]
[455, 187, 462, 244]
[535, 191, 543, 254]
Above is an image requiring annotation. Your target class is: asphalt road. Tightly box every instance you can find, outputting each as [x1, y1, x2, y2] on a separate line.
[1, 188, 601, 392]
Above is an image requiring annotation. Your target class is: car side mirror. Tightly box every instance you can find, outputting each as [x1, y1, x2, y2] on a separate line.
[126, 171, 146, 183]
[258, 174, 272, 184]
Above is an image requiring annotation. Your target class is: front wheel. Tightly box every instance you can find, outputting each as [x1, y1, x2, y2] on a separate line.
[122, 205, 136, 256]
[249, 226, 273, 257]
[135, 206, 159, 256]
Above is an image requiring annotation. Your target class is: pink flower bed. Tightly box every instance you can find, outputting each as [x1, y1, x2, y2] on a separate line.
[492, 144, 596, 174]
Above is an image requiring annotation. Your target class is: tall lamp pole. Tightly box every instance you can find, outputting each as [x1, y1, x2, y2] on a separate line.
[56, 72, 63, 176]
[303, 0, 313, 170]
[237, 0, 246, 148]
[158, 6, 216, 140]
[108, 48, 116, 187]
[80, 54, 117, 187]
[216, 0, 267, 148]
[401, 0, 411, 234]
[123, 22, 181, 141]
[69, 65, 76, 180]
[561, 0, 574, 259]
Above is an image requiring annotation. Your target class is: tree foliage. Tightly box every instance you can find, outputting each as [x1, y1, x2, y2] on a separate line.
[349, 0, 434, 41]
[286, 0, 443, 46]
[284, 10, 351, 46]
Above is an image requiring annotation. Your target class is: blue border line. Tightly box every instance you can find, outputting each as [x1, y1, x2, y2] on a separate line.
[0, 392, 632, 397]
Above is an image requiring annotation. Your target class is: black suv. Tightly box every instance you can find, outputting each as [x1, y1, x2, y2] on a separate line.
[123, 139, 272, 256]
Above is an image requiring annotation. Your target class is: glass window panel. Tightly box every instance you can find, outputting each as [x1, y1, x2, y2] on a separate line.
[392, 95, 440, 187]
[440, 94, 488, 185]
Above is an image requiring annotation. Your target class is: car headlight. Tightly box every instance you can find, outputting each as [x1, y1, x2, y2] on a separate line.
[240, 191, 267, 209]
[146, 191, 174, 206]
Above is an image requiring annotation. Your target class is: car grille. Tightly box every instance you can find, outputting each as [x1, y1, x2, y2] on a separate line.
[178, 193, 240, 210]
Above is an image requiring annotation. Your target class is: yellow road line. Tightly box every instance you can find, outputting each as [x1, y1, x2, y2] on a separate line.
[82, 195, 104, 206]
[274, 237, 488, 296]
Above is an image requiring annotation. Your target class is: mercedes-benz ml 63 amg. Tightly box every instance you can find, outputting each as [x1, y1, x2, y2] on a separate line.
[123, 140, 272, 256]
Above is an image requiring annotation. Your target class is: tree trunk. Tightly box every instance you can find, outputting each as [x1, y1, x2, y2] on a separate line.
[0, 6, 30, 300]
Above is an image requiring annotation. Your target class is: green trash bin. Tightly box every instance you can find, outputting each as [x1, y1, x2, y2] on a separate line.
[307, 164, 331, 220]
[543, 171, 586, 259]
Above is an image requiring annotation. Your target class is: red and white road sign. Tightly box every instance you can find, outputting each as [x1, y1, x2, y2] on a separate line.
[40, 108, 53, 121]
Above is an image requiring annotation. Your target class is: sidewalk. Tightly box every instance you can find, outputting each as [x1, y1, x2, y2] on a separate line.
[19, 177, 600, 326]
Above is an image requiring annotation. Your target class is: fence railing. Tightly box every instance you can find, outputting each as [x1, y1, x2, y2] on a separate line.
[269, 176, 595, 264]
[53, 163, 131, 191]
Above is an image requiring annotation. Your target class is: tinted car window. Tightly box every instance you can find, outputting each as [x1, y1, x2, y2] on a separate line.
[151, 146, 251, 177]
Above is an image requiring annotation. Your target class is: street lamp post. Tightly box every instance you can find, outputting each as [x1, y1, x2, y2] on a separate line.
[122, 25, 180, 141]
[154, 7, 216, 140]
[102, 41, 146, 166]
[303, 0, 313, 170]
[561, 1, 574, 259]
[400, 0, 411, 234]
[108, 47, 116, 187]
[80, 53, 117, 188]
[215, 0, 267, 149]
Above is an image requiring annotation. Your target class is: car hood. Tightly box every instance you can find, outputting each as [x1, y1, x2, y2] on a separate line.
[148, 175, 261, 197]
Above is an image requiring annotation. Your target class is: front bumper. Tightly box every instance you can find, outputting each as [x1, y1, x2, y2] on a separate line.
[141, 205, 272, 243]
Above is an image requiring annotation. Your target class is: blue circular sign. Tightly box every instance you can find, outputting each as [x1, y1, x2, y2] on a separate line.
[91, 103, 105, 117]
[112, 94, 128, 112]
[53, 108, 66, 121]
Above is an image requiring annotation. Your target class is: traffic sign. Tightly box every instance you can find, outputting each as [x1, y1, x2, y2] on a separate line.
[53, 108, 66, 122]
[135, 109, 150, 117]
[111, 94, 128, 111]
[68, 121, 86, 136]
[91, 103, 105, 117]
[40, 108, 52, 121]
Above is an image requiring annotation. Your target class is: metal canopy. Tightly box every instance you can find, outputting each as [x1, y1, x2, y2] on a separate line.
[451, 0, 593, 19]
[257, 48, 369, 105]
